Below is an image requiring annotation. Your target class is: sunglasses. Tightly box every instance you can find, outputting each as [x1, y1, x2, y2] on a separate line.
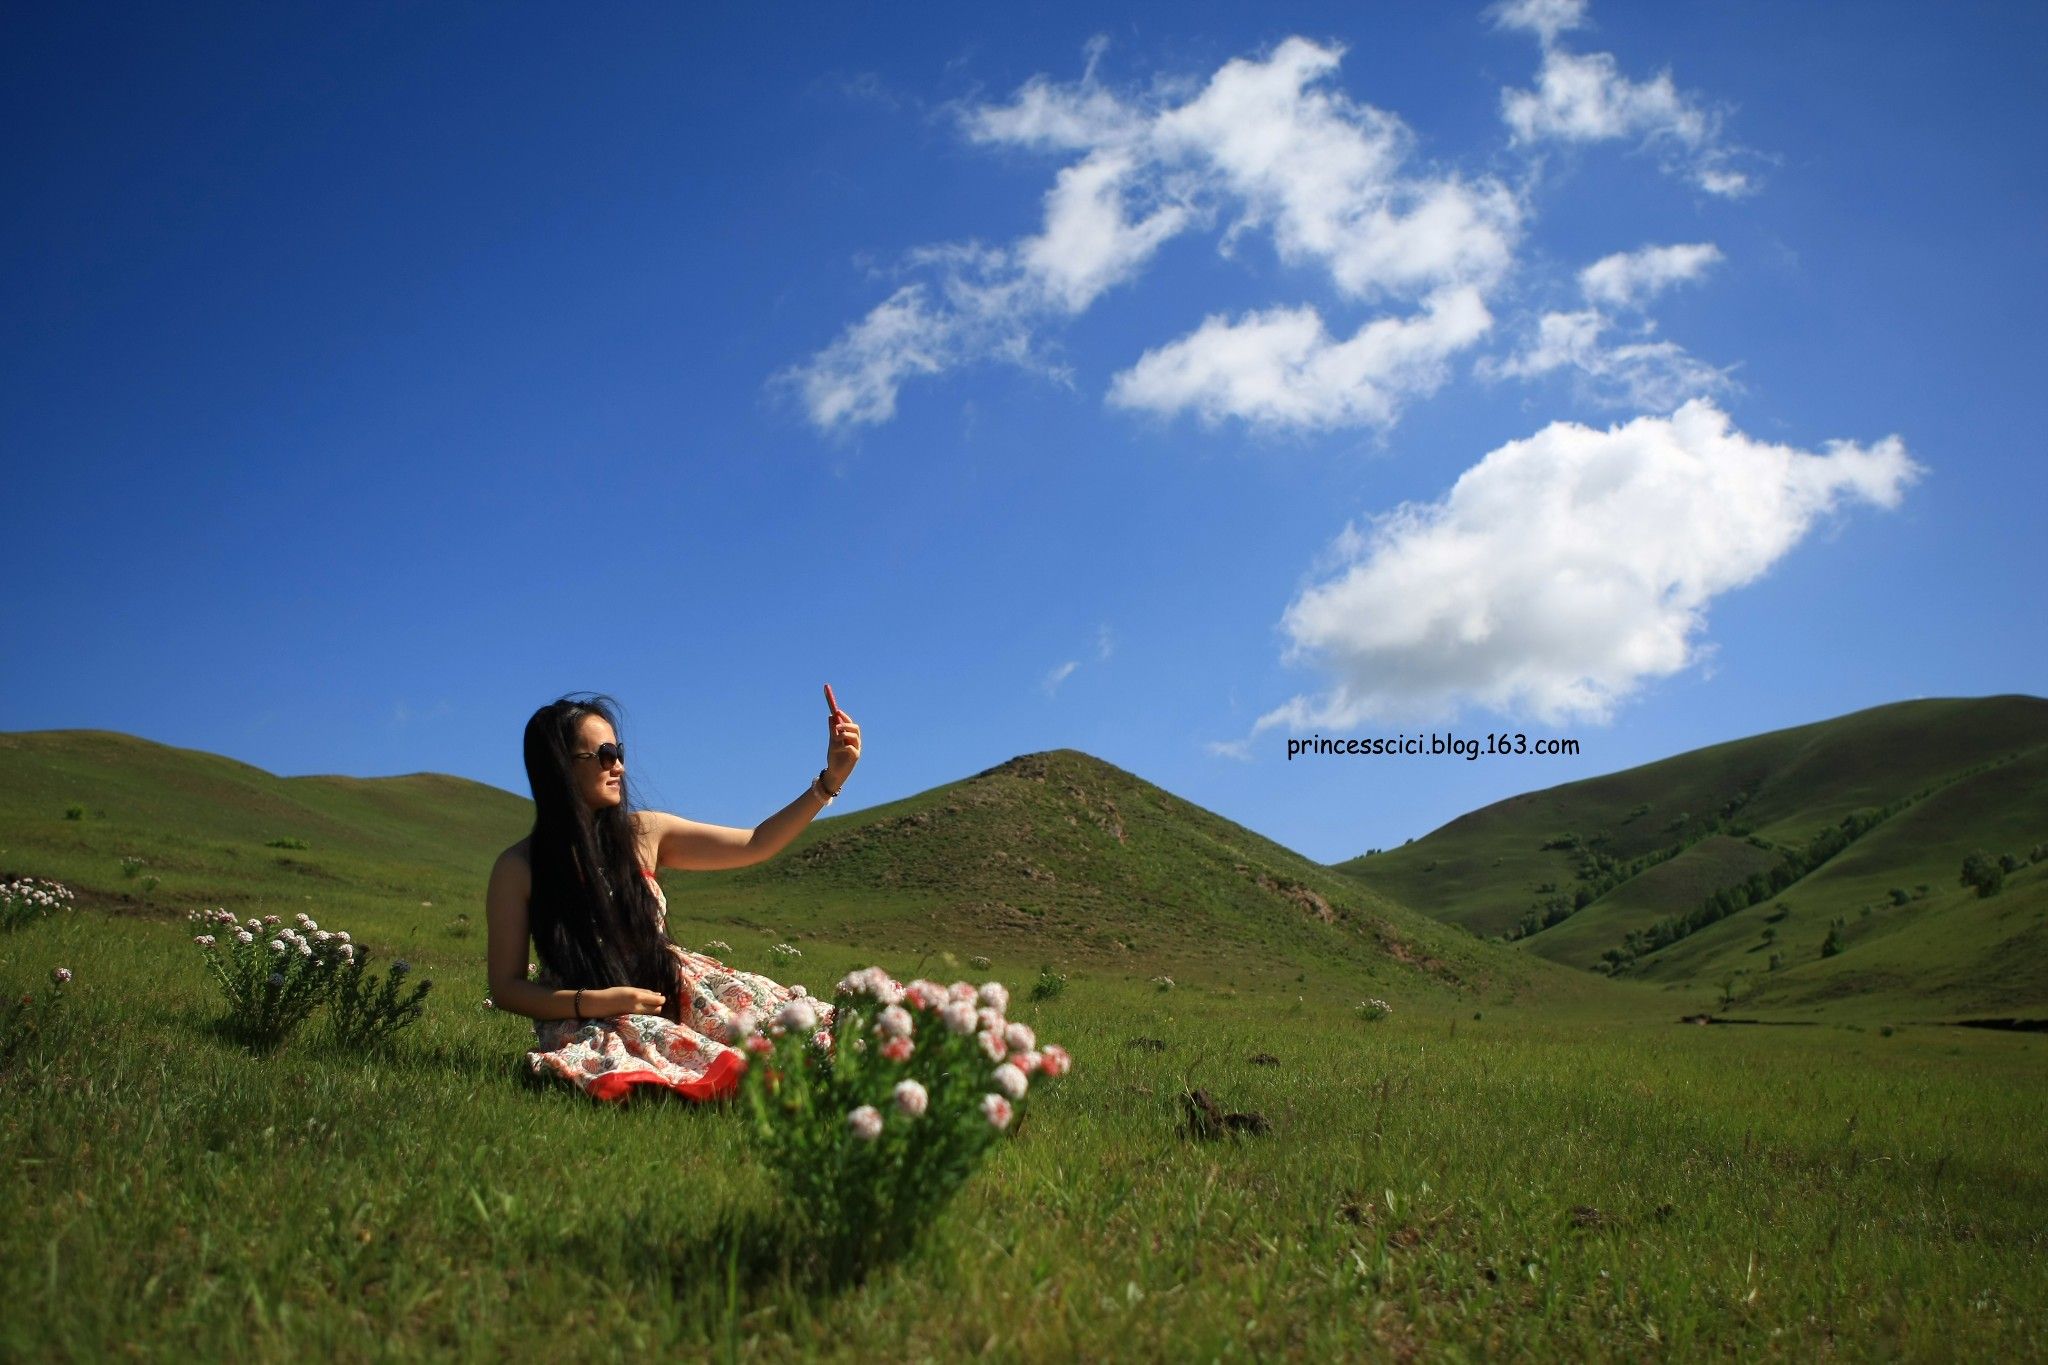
[572, 742, 626, 767]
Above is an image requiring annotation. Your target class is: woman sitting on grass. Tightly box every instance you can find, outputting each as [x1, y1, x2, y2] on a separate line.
[486, 690, 861, 1103]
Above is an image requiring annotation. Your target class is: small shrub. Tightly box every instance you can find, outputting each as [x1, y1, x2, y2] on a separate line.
[1959, 851, 2005, 899]
[2, 877, 75, 932]
[265, 837, 311, 851]
[2030, 841, 2047, 865]
[1880, 1025, 1896, 1037]
[1820, 926, 1844, 959]
[741, 969, 1071, 1281]
[120, 856, 145, 879]
[1355, 998, 1392, 1022]
[189, 908, 342, 1051]
[140, 875, 160, 895]
[321, 951, 432, 1053]
[703, 939, 732, 956]
[1, 967, 76, 1076]
[1768, 953, 1783, 972]
[1888, 887, 1911, 906]
[770, 943, 803, 960]
[63, 805, 84, 821]
[1150, 975, 1175, 993]
[444, 912, 472, 939]
[1028, 965, 1068, 1002]
[968, 955, 992, 971]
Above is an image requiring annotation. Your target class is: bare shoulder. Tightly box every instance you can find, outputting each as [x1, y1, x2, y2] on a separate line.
[632, 810, 679, 865]
[492, 837, 533, 886]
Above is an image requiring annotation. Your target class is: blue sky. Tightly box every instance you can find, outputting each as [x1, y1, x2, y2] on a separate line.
[4, 1, 2043, 863]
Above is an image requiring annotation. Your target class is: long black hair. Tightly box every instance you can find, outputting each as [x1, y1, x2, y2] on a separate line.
[522, 694, 684, 1024]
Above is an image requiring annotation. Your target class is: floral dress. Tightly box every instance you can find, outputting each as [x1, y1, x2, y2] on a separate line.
[526, 867, 825, 1104]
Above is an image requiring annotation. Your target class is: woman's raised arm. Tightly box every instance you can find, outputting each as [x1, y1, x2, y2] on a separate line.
[646, 696, 862, 872]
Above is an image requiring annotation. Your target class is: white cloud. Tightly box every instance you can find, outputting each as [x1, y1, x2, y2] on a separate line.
[1110, 287, 1491, 431]
[1488, 0, 1588, 45]
[1498, 14, 1755, 197]
[1022, 150, 1193, 314]
[782, 285, 958, 431]
[1147, 37, 1520, 301]
[1043, 660, 1080, 695]
[1486, 307, 1731, 410]
[1254, 401, 1921, 728]
[1486, 240, 1729, 408]
[1578, 241, 1721, 309]
[785, 36, 1519, 432]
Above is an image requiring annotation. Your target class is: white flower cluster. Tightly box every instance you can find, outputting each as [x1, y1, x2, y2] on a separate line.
[189, 906, 356, 961]
[703, 939, 733, 955]
[1151, 975, 1176, 992]
[2, 876, 76, 928]
[2, 877, 75, 909]
[1356, 997, 1393, 1021]
[769, 942, 803, 959]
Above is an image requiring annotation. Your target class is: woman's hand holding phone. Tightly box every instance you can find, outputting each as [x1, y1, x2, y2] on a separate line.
[822, 683, 862, 788]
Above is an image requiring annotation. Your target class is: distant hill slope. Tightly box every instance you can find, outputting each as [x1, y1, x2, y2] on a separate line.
[1331, 696, 2048, 1017]
[0, 729, 532, 921]
[0, 732, 1560, 1003]
[660, 749, 1547, 999]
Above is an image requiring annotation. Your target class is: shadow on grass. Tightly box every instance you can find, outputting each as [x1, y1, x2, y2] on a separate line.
[544, 1201, 916, 1315]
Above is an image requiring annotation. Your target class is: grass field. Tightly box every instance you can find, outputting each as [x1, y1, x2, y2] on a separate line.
[5, 906, 2046, 1361]
[2, 722, 2044, 1358]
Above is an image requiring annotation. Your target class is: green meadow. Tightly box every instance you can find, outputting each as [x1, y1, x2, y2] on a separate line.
[3, 713, 2045, 1360]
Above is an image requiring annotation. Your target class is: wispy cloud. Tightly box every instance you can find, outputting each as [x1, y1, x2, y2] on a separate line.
[1042, 660, 1080, 696]
[1493, 0, 1758, 196]
[1485, 240, 1729, 409]
[1578, 241, 1721, 309]
[780, 35, 1518, 434]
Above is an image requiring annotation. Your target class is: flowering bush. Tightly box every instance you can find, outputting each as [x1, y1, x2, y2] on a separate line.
[1029, 964, 1069, 1001]
[0, 966, 75, 1076]
[190, 908, 341, 1049]
[188, 908, 433, 1052]
[740, 966, 1073, 1279]
[1356, 997, 1393, 1022]
[1, 877, 74, 933]
[1151, 974, 1175, 992]
[769, 942, 803, 960]
[321, 946, 432, 1052]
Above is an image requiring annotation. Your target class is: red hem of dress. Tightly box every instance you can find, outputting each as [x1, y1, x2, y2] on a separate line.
[582, 1046, 747, 1105]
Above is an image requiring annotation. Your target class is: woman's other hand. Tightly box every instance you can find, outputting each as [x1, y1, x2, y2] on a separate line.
[592, 986, 666, 1017]
[823, 684, 862, 788]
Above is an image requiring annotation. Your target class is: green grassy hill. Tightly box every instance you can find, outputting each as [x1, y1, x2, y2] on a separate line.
[1332, 696, 2048, 1018]
[658, 749, 1562, 1003]
[0, 732, 1564, 1008]
[0, 729, 532, 924]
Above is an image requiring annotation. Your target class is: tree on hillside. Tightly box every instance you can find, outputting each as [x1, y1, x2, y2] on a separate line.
[1821, 925, 1844, 958]
[1959, 850, 2005, 899]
